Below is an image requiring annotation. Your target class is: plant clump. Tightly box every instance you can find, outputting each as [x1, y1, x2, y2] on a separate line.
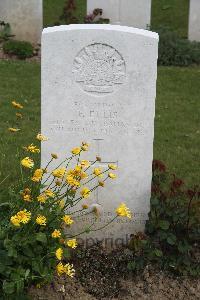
[3, 40, 34, 59]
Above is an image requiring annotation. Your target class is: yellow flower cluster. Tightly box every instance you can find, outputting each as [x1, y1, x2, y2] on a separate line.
[36, 215, 47, 226]
[116, 203, 131, 218]
[21, 188, 32, 202]
[71, 142, 89, 155]
[12, 100, 23, 109]
[36, 133, 48, 141]
[31, 169, 43, 182]
[66, 239, 78, 249]
[80, 187, 91, 198]
[8, 127, 20, 132]
[52, 229, 61, 238]
[24, 143, 40, 154]
[10, 209, 31, 227]
[93, 167, 103, 177]
[8, 101, 23, 133]
[56, 262, 75, 277]
[37, 189, 54, 203]
[66, 165, 87, 188]
[52, 168, 66, 178]
[55, 248, 63, 260]
[21, 157, 34, 169]
[62, 215, 74, 225]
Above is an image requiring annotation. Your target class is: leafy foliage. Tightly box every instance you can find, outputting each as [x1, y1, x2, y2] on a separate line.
[3, 40, 34, 59]
[0, 101, 123, 297]
[128, 160, 200, 276]
[155, 27, 200, 66]
[0, 21, 13, 41]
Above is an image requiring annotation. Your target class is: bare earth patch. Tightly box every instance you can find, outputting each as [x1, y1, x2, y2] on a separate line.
[29, 245, 200, 300]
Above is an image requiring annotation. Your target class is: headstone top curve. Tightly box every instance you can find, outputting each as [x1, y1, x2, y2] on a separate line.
[42, 24, 159, 40]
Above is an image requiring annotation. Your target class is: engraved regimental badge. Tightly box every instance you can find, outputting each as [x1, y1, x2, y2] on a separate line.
[73, 43, 126, 95]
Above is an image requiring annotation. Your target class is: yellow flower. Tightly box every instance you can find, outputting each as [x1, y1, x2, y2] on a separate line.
[55, 248, 63, 260]
[8, 127, 20, 132]
[31, 169, 43, 182]
[16, 112, 23, 119]
[10, 215, 21, 227]
[52, 168, 66, 178]
[81, 142, 89, 151]
[21, 157, 34, 169]
[116, 203, 131, 218]
[52, 229, 61, 238]
[108, 172, 117, 179]
[71, 147, 81, 155]
[82, 203, 89, 209]
[56, 262, 75, 277]
[51, 153, 58, 159]
[62, 215, 74, 226]
[21, 188, 31, 201]
[44, 189, 55, 198]
[16, 209, 31, 224]
[64, 263, 75, 278]
[80, 160, 90, 168]
[36, 133, 48, 141]
[24, 144, 40, 154]
[23, 194, 32, 202]
[55, 180, 62, 186]
[108, 164, 117, 170]
[66, 239, 78, 249]
[56, 262, 65, 276]
[66, 175, 80, 187]
[11, 100, 23, 109]
[58, 199, 65, 209]
[36, 215, 47, 226]
[80, 187, 91, 199]
[93, 168, 103, 177]
[37, 193, 47, 203]
[98, 181, 105, 187]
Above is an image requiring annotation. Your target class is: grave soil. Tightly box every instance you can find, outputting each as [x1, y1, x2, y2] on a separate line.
[29, 244, 200, 300]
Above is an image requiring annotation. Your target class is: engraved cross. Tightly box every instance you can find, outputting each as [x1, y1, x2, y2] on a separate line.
[90, 138, 118, 204]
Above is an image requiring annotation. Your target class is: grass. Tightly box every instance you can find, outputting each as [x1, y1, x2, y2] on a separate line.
[151, 0, 190, 38]
[43, 0, 86, 27]
[43, 0, 189, 38]
[0, 61, 199, 201]
[154, 66, 200, 184]
[0, 61, 40, 200]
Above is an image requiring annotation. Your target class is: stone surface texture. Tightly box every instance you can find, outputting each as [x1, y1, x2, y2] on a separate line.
[87, 0, 151, 29]
[189, 0, 200, 41]
[41, 24, 158, 245]
[0, 0, 42, 44]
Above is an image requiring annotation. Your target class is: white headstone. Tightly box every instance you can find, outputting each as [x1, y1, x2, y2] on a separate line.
[189, 0, 200, 41]
[41, 24, 158, 246]
[87, 0, 151, 29]
[0, 0, 43, 44]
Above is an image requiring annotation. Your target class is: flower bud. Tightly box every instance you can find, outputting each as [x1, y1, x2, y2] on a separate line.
[51, 153, 58, 159]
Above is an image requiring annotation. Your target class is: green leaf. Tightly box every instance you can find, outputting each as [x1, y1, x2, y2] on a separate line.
[151, 198, 159, 205]
[8, 247, 18, 258]
[159, 220, 170, 230]
[35, 232, 47, 244]
[127, 261, 136, 270]
[178, 240, 191, 254]
[167, 234, 177, 245]
[3, 281, 15, 294]
[25, 269, 30, 280]
[154, 249, 163, 257]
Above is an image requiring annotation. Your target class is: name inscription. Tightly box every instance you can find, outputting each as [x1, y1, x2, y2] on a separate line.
[50, 100, 148, 136]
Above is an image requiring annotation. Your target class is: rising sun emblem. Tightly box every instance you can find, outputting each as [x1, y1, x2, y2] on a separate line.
[73, 43, 126, 95]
